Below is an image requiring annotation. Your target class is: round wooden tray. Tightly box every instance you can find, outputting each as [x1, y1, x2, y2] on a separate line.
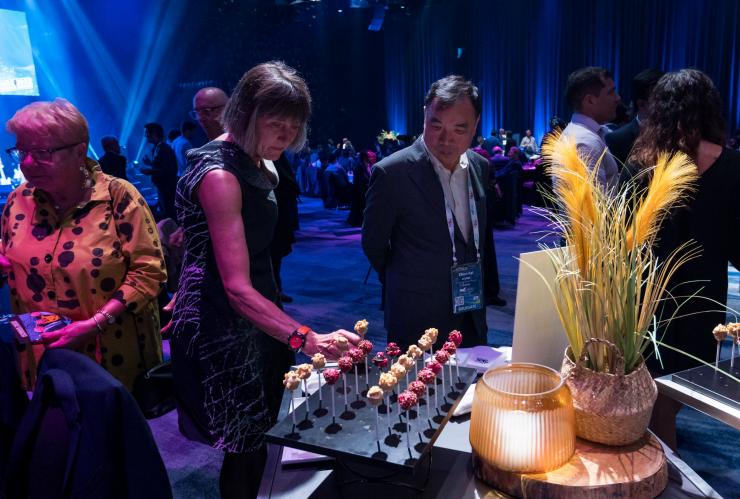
[472, 433, 668, 498]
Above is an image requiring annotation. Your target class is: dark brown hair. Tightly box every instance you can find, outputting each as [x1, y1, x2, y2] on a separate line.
[222, 61, 312, 154]
[424, 75, 482, 117]
[630, 69, 726, 167]
[565, 66, 613, 111]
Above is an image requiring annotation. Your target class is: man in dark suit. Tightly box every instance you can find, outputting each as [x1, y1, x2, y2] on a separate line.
[141, 122, 178, 220]
[606, 68, 664, 167]
[98, 136, 127, 180]
[362, 75, 489, 348]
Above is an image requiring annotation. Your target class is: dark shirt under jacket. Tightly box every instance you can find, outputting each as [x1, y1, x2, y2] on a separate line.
[362, 139, 488, 348]
[98, 151, 128, 180]
[605, 118, 640, 168]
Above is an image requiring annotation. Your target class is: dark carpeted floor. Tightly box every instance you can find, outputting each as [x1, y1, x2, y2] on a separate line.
[151, 196, 740, 498]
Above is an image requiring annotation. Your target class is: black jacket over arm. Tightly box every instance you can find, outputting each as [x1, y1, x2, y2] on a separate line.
[362, 139, 488, 346]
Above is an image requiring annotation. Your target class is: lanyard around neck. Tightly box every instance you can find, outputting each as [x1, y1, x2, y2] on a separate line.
[444, 169, 480, 265]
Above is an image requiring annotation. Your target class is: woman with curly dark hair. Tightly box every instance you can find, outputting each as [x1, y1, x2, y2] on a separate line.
[624, 68, 740, 449]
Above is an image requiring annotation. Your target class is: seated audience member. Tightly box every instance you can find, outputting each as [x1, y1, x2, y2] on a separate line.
[519, 129, 538, 158]
[98, 135, 128, 180]
[141, 122, 179, 220]
[171, 120, 197, 176]
[623, 69, 740, 450]
[0, 98, 166, 391]
[347, 150, 376, 227]
[490, 146, 509, 171]
[482, 129, 503, 155]
[169, 61, 359, 498]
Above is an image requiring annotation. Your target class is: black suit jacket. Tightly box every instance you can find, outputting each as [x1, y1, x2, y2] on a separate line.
[362, 139, 488, 346]
[98, 152, 128, 180]
[605, 118, 640, 167]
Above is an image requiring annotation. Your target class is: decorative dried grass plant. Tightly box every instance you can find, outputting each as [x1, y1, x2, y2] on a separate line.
[533, 133, 699, 374]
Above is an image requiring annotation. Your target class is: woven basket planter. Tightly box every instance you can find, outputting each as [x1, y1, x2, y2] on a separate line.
[560, 338, 657, 446]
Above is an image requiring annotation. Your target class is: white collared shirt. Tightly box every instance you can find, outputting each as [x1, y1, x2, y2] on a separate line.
[561, 112, 619, 194]
[422, 139, 471, 241]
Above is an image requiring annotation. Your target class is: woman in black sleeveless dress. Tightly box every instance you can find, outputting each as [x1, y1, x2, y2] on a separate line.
[170, 62, 360, 499]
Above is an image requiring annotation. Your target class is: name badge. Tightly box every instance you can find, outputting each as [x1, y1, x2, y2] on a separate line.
[451, 261, 483, 314]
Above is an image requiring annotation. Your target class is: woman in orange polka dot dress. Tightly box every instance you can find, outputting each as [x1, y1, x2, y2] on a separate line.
[0, 99, 167, 390]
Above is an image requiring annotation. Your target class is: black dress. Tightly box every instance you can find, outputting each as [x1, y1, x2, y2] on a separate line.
[622, 148, 740, 374]
[170, 141, 294, 453]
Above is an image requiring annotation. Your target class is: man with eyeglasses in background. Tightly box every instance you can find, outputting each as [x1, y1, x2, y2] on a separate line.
[190, 87, 228, 141]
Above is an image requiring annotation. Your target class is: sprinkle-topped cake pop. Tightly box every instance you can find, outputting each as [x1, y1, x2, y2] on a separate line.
[354, 319, 369, 337]
[349, 347, 365, 364]
[372, 351, 389, 369]
[398, 390, 418, 411]
[398, 354, 415, 370]
[323, 368, 340, 385]
[312, 353, 326, 369]
[338, 356, 353, 373]
[427, 359, 442, 375]
[296, 363, 313, 380]
[408, 380, 426, 397]
[417, 368, 435, 385]
[358, 339, 374, 355]
[407, 345, 422, 360]
[367, 386, 384, 405]
[424, 328, 439, 342]
[379, 372, 398, 391]
[442, 341, 457, 355]
[335, 336, 349, 352]
[434, 350, 450, 365]
[418, 336, 433, 351]
[448, 330, 462, 347]
[390, 363, 407, 380]
[283, 371, 300, 390]
[386, 342, 401, 358]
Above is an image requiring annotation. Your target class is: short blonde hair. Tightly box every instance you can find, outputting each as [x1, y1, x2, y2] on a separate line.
[222, 61, 311, 156]
[6, 98, 89, 146]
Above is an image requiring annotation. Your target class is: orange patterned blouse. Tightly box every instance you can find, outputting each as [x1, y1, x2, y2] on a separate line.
[1, 159, 167, 390]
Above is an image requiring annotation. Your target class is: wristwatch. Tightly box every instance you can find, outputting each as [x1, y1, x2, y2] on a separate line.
[288, 325, 311, 352]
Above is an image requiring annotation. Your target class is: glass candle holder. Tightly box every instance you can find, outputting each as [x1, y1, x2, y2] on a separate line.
[470, 363, 576, 474]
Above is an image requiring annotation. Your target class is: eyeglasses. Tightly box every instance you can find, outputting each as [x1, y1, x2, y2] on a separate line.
[189, 105, 225, 120]
[6, 143, 81, 164]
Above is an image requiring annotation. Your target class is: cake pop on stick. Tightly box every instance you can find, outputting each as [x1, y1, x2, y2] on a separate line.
[424, 328, 439, 358]
[372, 351, 389, 373]
[713, 324, 728, 369]
[417, 368, 435, 420]
[283, 371, 301, 429]
[323, 368, 341, 424]
[379, 372, 398, 435]
[335, 335, 350, 354]
[386, 342, 401, 361]
[398, 390, 418, 454]
[367, 385, 384, 449]
[354, 319, 369, 338]
[358, 339, 374, 388]
[443, 341, 458, 383]
[729, 323, 740, 369]
[338, 356, 353, 410]
[434, 350, 450, 399]
[427, 359, 443, 411]
[349, 347, 365, 400]
[408, 380, 426, 441]
[448, 330, 463, 380]
[390, 362, 407, 412]
[418, 335, 433, 363]
[399, 354, 415, 390]
[407, 345, 422, 378]
[312, 353, 326, 404]
[295, 363, 313, 415]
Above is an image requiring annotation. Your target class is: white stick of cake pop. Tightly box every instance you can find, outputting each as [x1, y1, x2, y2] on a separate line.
[713, 324, 728, 369]
[367, 385, 383, 446]
[283, 372, 300, 428]
[312, 353, 326, 405]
